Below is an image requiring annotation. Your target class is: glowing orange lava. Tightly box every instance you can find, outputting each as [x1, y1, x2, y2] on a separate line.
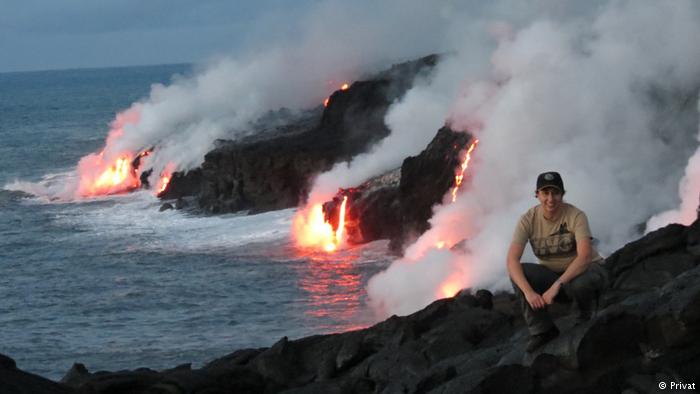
[78, 153, 140, 196]
[439, 276, 462, 298]
[294, 195, 349, 253]
[296, 249, 368, 332]
[451, 139, 479, 202]
[155, 163, 176, 196]
[157, 175, 171, 194]
[427, 138, 480, 298]
[335, 196, 348, 243]
[76, 106, 144, 197]
[322, 82, 350, 107]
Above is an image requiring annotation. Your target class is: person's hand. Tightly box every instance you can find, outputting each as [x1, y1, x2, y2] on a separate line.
[542, 281, 562, 305]
[525, 291, 546, 310]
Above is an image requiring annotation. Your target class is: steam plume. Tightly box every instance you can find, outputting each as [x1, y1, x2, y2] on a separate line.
[646, 123, 700, 230]
[366, 0, 700, 318]
[69, 1, 466, 199]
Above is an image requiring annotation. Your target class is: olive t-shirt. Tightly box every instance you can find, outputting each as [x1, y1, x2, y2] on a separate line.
[512, 203, 603, 273]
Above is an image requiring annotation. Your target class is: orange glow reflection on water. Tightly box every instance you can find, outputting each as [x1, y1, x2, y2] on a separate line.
[294, 247, 369, 332]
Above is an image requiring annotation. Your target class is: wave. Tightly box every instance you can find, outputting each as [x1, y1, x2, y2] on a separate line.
[45, 190, 295, 254]
[3, 170, 78, 202]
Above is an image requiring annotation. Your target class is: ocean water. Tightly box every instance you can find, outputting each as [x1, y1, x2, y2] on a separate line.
[0, 65, 391, 380]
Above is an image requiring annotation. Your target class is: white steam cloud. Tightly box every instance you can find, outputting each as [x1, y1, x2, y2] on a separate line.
[307, 63, 458, 202]
[87, 1, 469, 193]
[646, 105, 700, 229]
[364, 0, 700, 318]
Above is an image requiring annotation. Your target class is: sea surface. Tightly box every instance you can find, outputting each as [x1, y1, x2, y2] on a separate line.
[0, 65, 391, 380]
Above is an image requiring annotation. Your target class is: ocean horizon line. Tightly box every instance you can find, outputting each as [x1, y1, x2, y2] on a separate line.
[0, 61, 193, 76]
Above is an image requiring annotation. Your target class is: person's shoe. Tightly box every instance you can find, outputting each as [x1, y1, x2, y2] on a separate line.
[526, 326, 559, 353]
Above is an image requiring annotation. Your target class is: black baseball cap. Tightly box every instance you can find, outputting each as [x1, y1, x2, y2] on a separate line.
[536, 171, 565, 192]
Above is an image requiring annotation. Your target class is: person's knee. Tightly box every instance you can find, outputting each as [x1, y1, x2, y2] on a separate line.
[567, 265, 606, 298]
[566, 274, 595, 299]
[566, 276, 590, 297]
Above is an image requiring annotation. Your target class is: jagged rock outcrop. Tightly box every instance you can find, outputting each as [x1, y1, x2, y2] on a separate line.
[0, 354, 72, 394]
[7, 219, 699, 393]
[323, 126, 474, 252]
[161, 54, 440, 214]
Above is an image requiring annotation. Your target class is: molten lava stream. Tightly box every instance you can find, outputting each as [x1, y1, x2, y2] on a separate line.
[154, 163, 176, 196]
[426, 138, 479, 298]
[439, 276, 463, 299]
[78, 153, 141, 197]
[156, 174, 171, 195]
[157, 175, 170, 194]
[451, 139, 480, 202]
[293, 196, 349, 253]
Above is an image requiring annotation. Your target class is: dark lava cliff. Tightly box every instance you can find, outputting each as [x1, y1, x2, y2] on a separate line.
[159, 55, 440, 215]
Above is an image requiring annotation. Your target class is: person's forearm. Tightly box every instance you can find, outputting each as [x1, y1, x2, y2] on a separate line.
[557, 253, 591, 284]
[507, 258, 535, 295]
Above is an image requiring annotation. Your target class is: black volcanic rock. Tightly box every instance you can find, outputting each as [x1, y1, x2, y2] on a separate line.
[158, 169, 203, 200]
[13, 219, 691, 394]
[0, 353, 74, 394]
[327, 126, 474, 252]
[0, 221, 698, 393]
[603, 222, 700, 306]
[164, 54, 440, 214]
[395, 126, 473, 248]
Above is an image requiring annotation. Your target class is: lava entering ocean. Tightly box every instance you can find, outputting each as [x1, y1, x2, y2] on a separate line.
[293, 195, 349, 252]
[75, 108, 144, 197]
[155, 163, 176, 197]
[77, 152, 141, 196]
[74, 107, 176, 198]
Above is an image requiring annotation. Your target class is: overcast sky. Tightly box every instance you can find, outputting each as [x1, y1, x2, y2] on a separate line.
[0, 0, 320, 73]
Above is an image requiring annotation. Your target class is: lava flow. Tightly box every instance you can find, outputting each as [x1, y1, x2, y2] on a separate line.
[451, 139, 479, 203]
[432, 138, 479, 251]
[293, 195, 349, 252]
[439, 274, 463, 298]
[155, 163, 176, 196]
[157, 175, 171, 194]
[75, 107, 147, 197]
[323, 82, 350, 107]
[77, 152, 141, 196]
[430, 138, 480, 299]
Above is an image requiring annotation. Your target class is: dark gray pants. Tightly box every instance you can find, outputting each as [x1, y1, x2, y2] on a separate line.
[512, 262, 609, 335]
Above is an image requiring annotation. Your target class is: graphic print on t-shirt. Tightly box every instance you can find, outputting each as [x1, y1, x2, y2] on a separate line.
[531, 222, 576, 259]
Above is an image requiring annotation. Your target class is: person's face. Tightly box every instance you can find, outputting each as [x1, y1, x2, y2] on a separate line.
[536, 187, 563, 216]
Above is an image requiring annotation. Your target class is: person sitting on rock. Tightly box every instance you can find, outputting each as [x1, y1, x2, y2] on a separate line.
[506, 171, 608, 352]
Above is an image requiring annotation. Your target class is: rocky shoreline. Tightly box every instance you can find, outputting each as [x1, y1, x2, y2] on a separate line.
[2, 219, 699, 393]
